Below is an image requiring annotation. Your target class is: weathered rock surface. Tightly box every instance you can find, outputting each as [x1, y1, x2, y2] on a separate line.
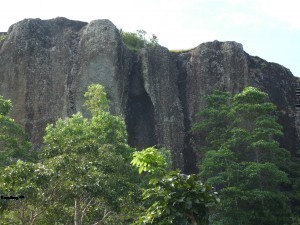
[0, 18, 299, 172]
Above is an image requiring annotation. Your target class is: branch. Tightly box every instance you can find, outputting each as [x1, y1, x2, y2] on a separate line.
[92, 208, 112, 225]
[80, 198, 94, 224]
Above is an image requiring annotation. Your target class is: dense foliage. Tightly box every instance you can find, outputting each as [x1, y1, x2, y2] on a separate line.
[131, 148, 218, 224]
[1, 85, 299, 224]
[0, 85, 138, 224]
[0, 96, 33, 167]
[0, 161, 52, 224]
[193, 87, 293, 225]
[131, 147, 168, 175]
[139, 171, 218, 225]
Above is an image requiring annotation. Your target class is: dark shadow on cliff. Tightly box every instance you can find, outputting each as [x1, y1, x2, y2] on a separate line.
[125, 53, 157, 150]
[176, 52, 199, 174]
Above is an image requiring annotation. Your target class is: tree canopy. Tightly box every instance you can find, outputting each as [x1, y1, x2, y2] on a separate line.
[1, 85, 299, 224]
[131, 147, 219, 225]
[0, 84, 138, 225]
[0, 96, 33, 167]
[193, 87, 292, 225]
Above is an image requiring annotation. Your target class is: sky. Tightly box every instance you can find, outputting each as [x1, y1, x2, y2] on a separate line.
[1, 0, 299, 77]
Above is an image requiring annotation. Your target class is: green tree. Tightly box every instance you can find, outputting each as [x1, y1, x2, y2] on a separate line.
[191, 90, 232, 152]
[131, 147, 169, 176]
[194, 87, 292, 225]
[0, 96, 36, 222]
[0, 84, 138, 225]
[289, 148, 300, 223]
[0, 160, 55, 225]
[148, 34, 159, 47]
[84, 83, 110, 114]
[132, 147, 218, 225]
[41, 84, 136, 225]
[0, 96, 33, 167]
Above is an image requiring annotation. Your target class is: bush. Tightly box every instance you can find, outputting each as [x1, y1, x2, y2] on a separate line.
[0, 34, 6, 41]
[120, 29, 158, 51]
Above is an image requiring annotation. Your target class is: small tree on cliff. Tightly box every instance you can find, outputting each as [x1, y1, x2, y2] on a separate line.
[194, 87, 292, 225]
[120, 29, 159, 50]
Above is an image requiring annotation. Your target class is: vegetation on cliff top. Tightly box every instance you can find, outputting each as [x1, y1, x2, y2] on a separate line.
[0, 34, 6, 41]
[120, 29, 158, 51]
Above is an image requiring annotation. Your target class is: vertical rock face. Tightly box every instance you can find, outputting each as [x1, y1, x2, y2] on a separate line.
[186, 41, 248, 120]
[138, 47, 185, 169]
[246, 54, 299, 155]
[0, 18, 87, 145]
[182, 41, 250, 172]
[297, 79, 300, 142]
[0, 18, 131, 146]
[0, 18, 299, 172]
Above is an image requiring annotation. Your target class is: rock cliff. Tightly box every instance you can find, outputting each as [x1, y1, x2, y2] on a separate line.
[0, 17, 299, 172]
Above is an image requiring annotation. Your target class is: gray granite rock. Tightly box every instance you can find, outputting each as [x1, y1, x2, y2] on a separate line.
[0, 18, 298, 172]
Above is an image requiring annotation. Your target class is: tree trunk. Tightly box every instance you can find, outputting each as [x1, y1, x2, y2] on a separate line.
[74, 198, 81, 225]
[189, 214, 198, 225]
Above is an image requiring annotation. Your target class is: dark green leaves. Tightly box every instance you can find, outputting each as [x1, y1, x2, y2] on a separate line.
[0, 84, 137, 224]
[138, 171, 218, 225]
[194, 87, 292, 225]
[132, 147, 217, 224]
[0, 96, 34, 167]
